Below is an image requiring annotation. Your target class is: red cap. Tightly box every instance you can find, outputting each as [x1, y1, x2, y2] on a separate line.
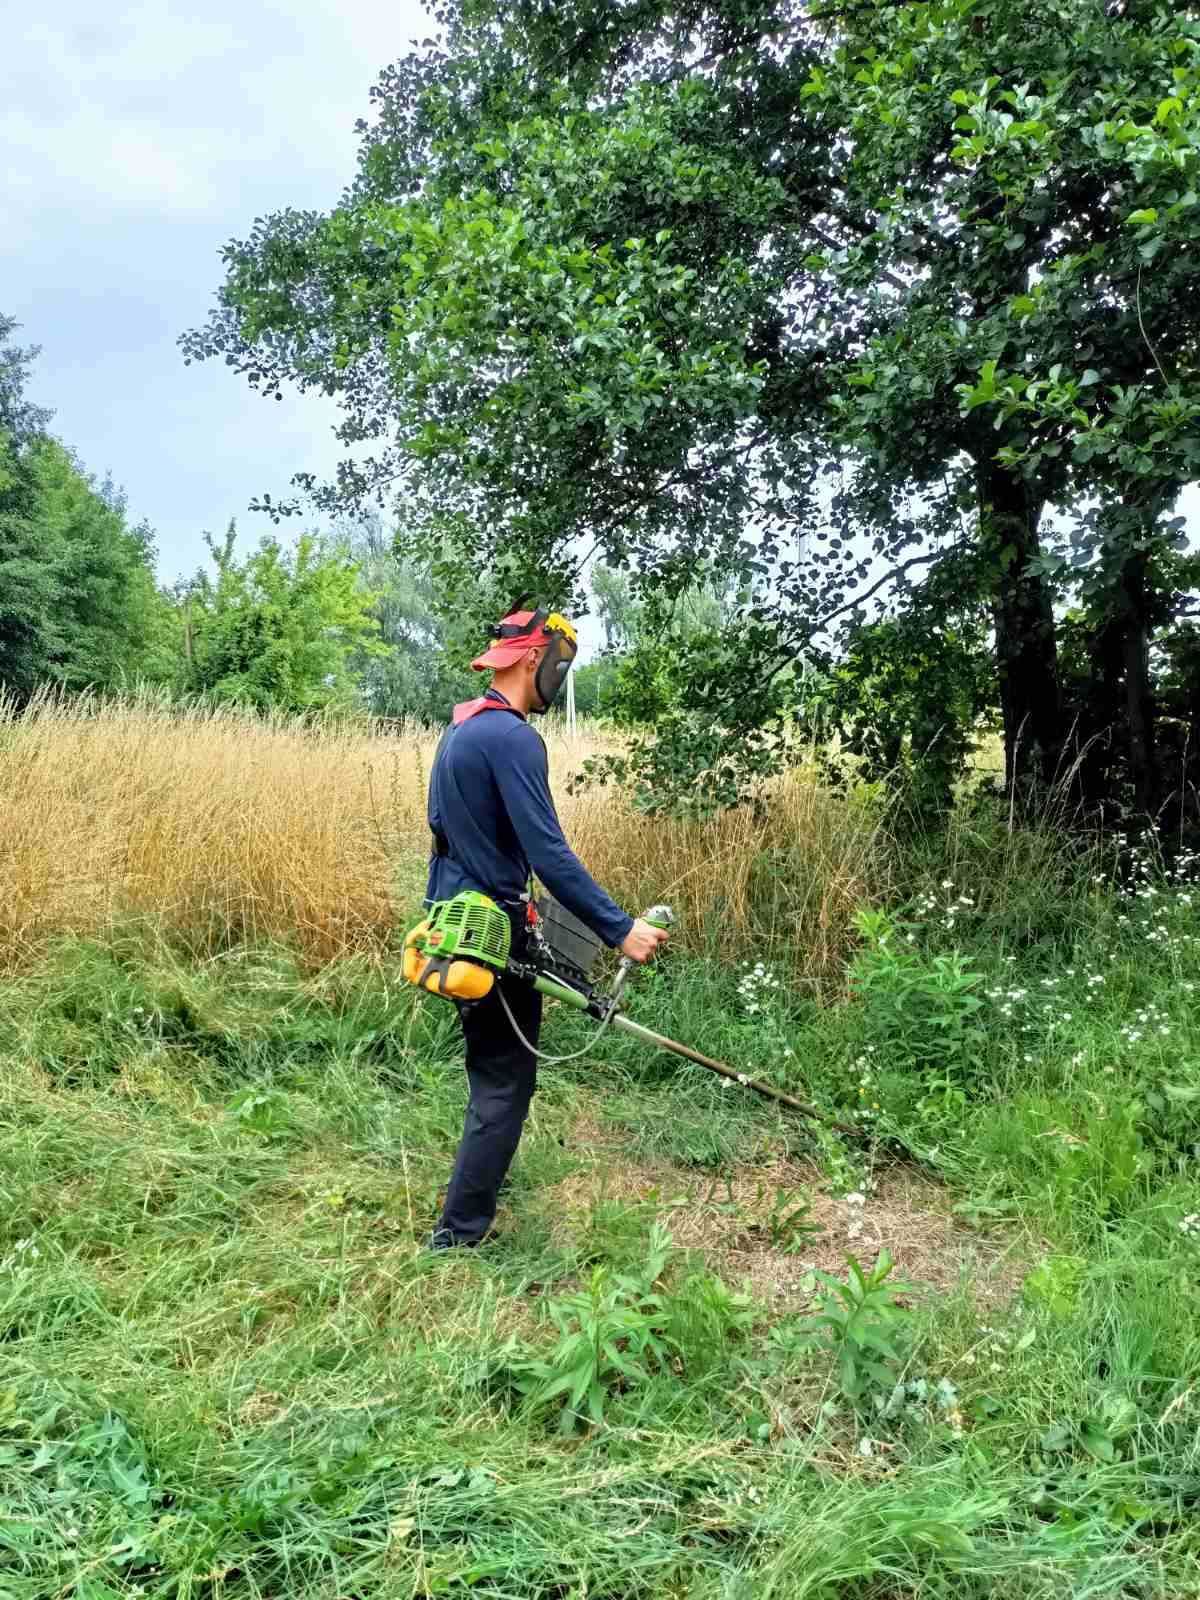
[470, 610, 556, 672]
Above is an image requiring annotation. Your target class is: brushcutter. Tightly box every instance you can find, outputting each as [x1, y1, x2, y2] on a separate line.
[403, 891, 849, 1130]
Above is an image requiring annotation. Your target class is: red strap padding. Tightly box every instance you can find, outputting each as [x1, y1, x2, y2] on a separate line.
[452, 696, 524, 726]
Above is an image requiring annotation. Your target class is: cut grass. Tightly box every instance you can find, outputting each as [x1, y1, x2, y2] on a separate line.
[4, 874, 1200, 1598]
[538, 1113, 1029, 1311]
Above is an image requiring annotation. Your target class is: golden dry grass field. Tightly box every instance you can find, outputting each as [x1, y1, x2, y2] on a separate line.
[0, 694, 888, 987]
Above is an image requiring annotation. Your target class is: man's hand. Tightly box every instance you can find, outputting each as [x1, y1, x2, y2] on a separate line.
[620, 918, 670, 964]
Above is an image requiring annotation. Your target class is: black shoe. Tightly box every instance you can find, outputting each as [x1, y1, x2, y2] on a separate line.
[425, 1228, 499, 1252]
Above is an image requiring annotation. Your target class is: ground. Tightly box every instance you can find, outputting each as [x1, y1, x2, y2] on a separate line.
[539, 1110, 1028, 1311]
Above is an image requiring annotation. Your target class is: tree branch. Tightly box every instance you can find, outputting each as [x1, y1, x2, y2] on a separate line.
[763, 544, 959, 690]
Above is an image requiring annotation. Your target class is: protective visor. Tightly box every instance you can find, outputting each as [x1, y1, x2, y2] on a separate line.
[470, 607, 578, 711]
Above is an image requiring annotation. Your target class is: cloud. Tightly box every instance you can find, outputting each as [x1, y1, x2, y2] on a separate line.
[1, 0, 430, 578]
[2, 0, 424, 240]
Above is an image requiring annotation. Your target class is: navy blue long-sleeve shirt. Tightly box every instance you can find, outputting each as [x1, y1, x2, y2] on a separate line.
[425, 690, 634, 948]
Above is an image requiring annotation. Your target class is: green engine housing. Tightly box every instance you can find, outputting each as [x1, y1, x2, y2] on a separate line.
[417, 891, 512, 971]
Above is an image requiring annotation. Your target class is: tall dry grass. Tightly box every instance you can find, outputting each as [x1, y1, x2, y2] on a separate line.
[0, 693, 889, 986]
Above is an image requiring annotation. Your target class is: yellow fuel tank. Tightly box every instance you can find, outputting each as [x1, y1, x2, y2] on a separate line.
[402, 922, 496, 1002]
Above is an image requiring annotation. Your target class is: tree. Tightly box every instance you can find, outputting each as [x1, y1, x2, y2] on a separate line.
[590, 565, 641, 654]
[1, 319, 171, 699]
[943, 45, 1200, 820]
[183, 0, 1200, 816]
[335, 513, 478, 723]
[176, 524, 383, 713]
[30, 441, 173, 693]
[783, 0, 1200, 813]
[575, 561, 745, 728]
[0, 314, 51, 441]
[570, 656, 622, 718]
[0, 316, 58, 698]
[802, 558, 997, 819]
[183, 8, 796, 735]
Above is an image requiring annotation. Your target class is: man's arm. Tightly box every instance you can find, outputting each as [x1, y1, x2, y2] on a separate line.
[493, 723, 634, 948]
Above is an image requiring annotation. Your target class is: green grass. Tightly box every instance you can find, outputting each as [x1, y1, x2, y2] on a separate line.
[4, 828, 1200, 1597]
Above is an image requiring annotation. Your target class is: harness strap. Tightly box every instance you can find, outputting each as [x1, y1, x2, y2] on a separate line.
[429, 693, 524, 861]
[452, 696, 524, 726]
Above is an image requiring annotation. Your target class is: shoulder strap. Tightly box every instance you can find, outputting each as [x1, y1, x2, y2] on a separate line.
[452, 695, 525, 725]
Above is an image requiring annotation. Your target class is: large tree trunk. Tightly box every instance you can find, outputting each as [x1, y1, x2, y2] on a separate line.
[978, 464, 1063, 803]
[1117, 548, 1159, 822]
[1078, 514, 1163, 827]
[1076, 613, 1123, 814]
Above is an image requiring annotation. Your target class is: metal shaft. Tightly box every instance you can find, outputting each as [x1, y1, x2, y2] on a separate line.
[528, 944, 857, 1135]
[611, 1013, 856, 1134]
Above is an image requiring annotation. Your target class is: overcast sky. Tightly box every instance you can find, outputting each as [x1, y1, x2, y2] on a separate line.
[2, 0, 430, 584]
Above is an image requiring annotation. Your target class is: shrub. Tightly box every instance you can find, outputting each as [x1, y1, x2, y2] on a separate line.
[849, 909, 986, 1086]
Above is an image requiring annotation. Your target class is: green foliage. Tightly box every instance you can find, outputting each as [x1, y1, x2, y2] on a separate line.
[575, 564, 745, 733]
[1024, 1254, 1089, 1322]
[26, 442, 174, 693]
[501, 1222, 757, 1433]
[504, 1225, 675, 1433]
[518, 1260, 681, 1440]
[0, 320, 170, 700]
[849, 910, 986, 1093]
[0, 312, 52, 441]
[176, 522, 383, 713]
[225, 1085, 298, 1142]
[663, 1267, 757, 1373]
[590, 564, 640, 654]
[759, 1185, 823, 1255]
[810, 1251, 915, 1406]
[568, 656, 622, 718]
[807, 592, 996, 820]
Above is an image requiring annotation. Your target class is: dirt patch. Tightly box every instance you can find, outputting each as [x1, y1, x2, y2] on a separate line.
[237, 1389, 289, 1427]
[542, 1115, 1028, 1312]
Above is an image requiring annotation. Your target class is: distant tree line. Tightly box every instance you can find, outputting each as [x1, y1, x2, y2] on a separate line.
[0, 319, 466, 721]
[0, 316, 685, 726]
[0, 316, 172, 700]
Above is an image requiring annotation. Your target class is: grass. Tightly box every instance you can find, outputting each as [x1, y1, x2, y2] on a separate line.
[3, 701, 1200, 1597]
[0, 692, 885, 991]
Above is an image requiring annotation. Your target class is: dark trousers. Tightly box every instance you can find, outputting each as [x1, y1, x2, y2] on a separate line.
[437, 976, 543, 1244]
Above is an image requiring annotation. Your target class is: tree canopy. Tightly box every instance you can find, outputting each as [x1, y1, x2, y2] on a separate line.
[174, 524, 384, 714]
[182, 0, 1200, 820]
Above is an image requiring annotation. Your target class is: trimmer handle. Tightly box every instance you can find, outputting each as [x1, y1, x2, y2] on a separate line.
[605, 904, 675, 1016]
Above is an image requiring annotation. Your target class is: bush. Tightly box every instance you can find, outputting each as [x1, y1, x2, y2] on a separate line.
[849, 908, 986, 1086]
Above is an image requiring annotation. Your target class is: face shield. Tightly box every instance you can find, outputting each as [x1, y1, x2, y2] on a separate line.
[533, 612, 578, 712]
[472, 604, 579, 713]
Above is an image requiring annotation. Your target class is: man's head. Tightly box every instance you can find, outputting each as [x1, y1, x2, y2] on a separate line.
[471, 605, 579, 714]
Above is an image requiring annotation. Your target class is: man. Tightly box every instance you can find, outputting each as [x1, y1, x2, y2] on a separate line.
[425, 603, 668, 1249]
